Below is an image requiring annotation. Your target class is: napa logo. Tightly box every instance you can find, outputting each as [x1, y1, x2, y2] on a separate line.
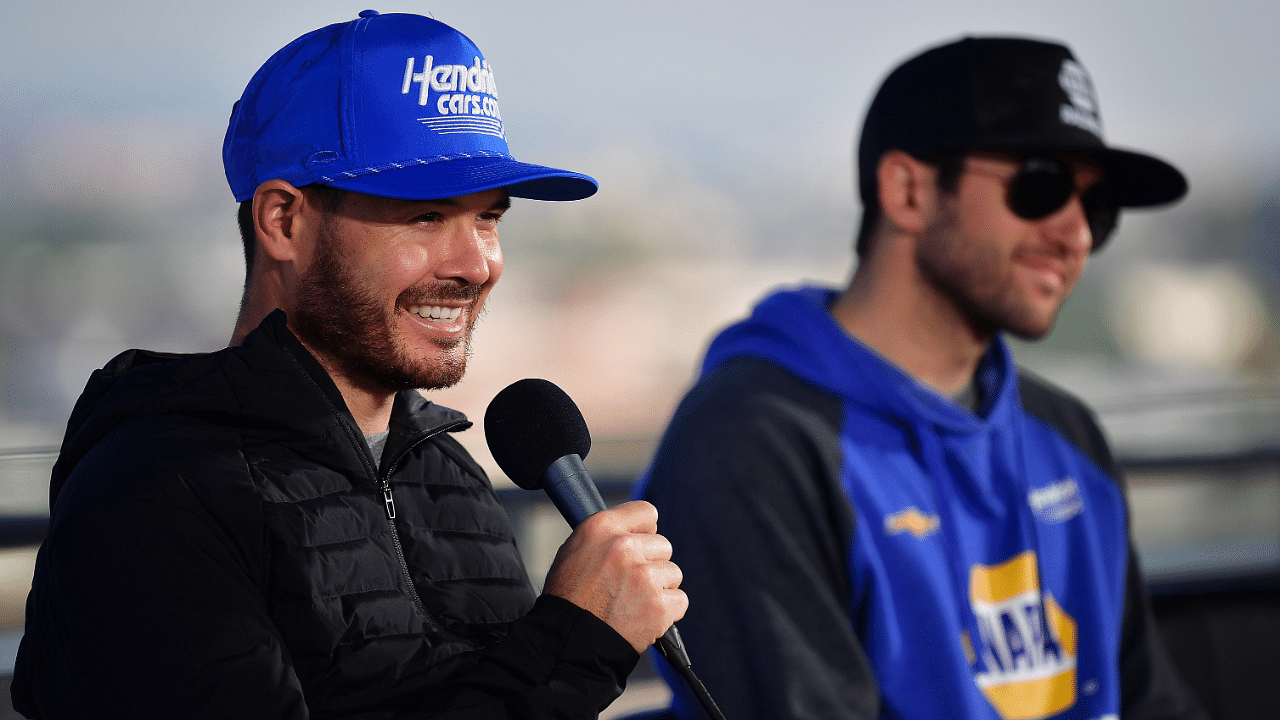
[969, 551, 1078, 719]
[883, 507, 940, 539]
[402, 55, 504, 138]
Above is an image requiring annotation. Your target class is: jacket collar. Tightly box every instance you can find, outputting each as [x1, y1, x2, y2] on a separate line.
[50, 310, 470, 509]
[245, 309, 469, 435]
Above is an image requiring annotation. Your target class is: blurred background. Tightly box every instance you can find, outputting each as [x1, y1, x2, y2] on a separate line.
[0, 1, 1277, 718]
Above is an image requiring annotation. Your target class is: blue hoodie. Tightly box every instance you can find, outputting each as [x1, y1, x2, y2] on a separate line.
[640, 286, 1196, 720]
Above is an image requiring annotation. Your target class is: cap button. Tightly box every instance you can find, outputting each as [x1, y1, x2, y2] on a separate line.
[358, 9, 379, 17]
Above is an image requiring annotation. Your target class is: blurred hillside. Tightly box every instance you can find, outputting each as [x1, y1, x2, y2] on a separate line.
[2, 0, 1278, 476]
[0, 119, 1276, 476]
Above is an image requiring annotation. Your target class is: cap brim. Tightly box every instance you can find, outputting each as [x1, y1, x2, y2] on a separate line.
[324, 156, 598, 201]
[1097, 147, 1187, 208]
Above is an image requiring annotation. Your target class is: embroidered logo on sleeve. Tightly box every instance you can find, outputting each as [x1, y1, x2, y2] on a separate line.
[884, 507, 940, 538]
[969, 551, 1078, 720]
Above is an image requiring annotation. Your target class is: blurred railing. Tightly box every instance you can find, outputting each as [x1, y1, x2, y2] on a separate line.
[1123, 450, 1280, 594]
[0, 445, 1277, 612]
[0, 446, 1275, 718]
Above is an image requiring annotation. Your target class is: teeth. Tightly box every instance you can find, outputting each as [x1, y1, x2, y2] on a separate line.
[410, 305, 463, 322]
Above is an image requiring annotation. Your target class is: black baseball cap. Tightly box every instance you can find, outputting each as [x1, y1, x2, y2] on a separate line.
[857, 36, 1187, 210]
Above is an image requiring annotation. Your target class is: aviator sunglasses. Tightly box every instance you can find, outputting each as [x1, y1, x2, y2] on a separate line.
[982, 156, 1118, 250]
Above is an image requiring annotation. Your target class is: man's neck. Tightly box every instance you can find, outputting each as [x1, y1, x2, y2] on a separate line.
[229, 289, 393, 434]
[231, 270, 293, 347]
[335, 383, 395, 436]
[313, 358, 395, 436]
[830, 253, 991, 397]
[283, 326, 396, 435]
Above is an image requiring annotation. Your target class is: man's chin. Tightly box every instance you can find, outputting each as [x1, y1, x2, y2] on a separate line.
[416, 363, 467, 391]
[319, 326, 475, 394]
[1003, 316, 1056, 342]
[403, 349, 470, 391]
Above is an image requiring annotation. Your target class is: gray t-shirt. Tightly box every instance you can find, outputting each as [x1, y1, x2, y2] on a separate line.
[953, 377, 982, 414]
[365, 430, 390, 465]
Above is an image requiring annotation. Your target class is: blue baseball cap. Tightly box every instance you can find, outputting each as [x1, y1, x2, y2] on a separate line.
[224, 10, 597, 202]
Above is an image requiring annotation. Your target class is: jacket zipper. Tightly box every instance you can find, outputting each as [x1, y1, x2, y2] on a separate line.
[374, 420, 468, 629]
[378, 474, 435, 625]
[279, 341, 464, 631]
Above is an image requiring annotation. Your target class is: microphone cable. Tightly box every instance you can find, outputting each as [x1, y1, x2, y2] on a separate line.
[654, 625, 728, 720]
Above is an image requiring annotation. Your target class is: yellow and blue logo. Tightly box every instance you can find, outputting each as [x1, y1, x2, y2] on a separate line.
[883, 507, 940, 539]
[968, 551, 1078, 720]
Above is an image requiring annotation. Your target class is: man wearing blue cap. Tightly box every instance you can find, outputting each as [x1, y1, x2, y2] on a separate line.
[639, 37, 1204, 720]
[14, 11, 684, 719]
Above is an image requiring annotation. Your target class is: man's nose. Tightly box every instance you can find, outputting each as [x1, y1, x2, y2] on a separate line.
[434, 220, 497, 285]
[1043, 194, 1094, 255]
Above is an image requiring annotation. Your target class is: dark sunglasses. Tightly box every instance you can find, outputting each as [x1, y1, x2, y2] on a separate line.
[996, 157, 1118, 250]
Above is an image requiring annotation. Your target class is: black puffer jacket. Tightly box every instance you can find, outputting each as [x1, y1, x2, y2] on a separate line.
[13, 311, 636, 719]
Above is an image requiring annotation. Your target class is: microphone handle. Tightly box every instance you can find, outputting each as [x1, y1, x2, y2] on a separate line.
[542, 454, 607, 525]
[539, 455, 728, 720]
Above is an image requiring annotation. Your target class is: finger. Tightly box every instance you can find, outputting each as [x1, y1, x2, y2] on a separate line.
[647, 558, 682, 589]
[663, 587, 689, 623]
[611, 500, 659, 534]
[630, 532, 674, 562]
[574, 501, 658, 537]
[666, 559, 683, 589]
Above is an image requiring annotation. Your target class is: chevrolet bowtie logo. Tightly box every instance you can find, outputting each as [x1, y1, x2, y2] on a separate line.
[883, 507, 940, 539]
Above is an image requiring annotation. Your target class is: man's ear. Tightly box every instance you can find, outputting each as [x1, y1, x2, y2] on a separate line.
[252, 179, 310, 264]
[876, 150, 937, 236]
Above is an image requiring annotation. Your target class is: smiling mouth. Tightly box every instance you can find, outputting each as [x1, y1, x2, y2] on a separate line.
[407, 304, 463, 323]
[1016, 249, 1072, 279]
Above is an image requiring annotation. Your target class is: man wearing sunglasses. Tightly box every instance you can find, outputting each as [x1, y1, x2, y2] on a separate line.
[638, 37, 1205, 720]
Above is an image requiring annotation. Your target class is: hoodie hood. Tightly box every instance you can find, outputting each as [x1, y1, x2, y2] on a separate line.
[48, 309, 467, 511]
[703, 285, 1019, 435]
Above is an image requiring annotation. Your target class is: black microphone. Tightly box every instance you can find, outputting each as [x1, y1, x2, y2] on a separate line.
[483, 377, 601, 524]
[485, 378, 727, 720]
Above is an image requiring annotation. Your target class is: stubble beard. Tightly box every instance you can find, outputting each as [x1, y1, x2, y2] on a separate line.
[917, 204, 1059, 342]
[291, 218, 482, 394]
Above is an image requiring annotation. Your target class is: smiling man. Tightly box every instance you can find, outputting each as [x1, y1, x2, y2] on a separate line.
[14, 11, 685, 719]
[235, 185, 512, 430]
[639, 37, 1204, 720]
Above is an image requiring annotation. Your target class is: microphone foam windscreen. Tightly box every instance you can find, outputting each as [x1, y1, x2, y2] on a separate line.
[484, 378, 591, 490]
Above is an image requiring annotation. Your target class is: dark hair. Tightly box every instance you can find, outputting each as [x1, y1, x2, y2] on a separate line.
[854, 151, 965, 258]
[237, 184, 348, 274]
[237, 199, 255, 271]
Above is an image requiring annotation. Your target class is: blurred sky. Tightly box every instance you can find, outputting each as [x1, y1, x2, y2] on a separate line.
[2, 0, 1278, 458]
[4, 0, 1278, 209]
